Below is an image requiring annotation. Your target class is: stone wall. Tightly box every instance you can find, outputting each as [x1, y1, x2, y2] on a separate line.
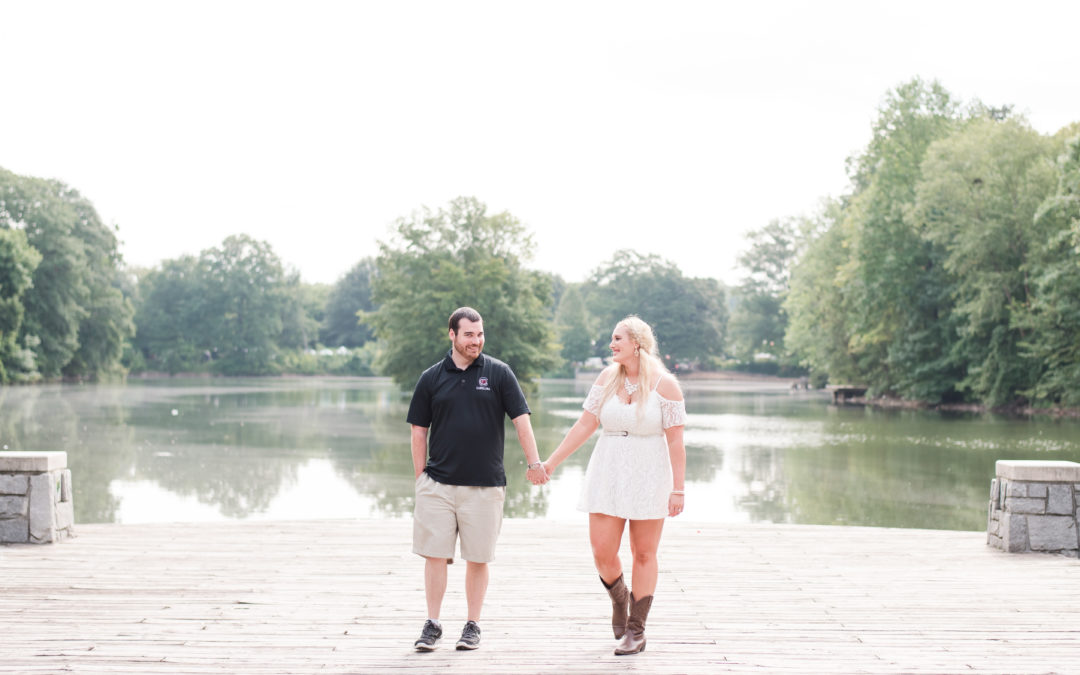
[987, 460, 1080, 557]
[0, 452, 74, 544]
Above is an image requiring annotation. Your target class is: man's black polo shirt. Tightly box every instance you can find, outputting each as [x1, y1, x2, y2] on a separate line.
[407, 351, 530, 487]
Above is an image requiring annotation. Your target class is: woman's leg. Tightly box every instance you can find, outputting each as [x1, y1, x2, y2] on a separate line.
[613, 518, 665, 655]
[627, 518, 665, 597]
[589, 512, 627, 583]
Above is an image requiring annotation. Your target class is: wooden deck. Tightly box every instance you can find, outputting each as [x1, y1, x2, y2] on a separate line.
[2, 518, 1079, 674]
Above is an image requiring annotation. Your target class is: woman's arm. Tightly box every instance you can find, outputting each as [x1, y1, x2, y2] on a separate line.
[543, 410, 600, 474]
[665, 424, 686, 506]
[543, 369, 611, 474]
[657, 373, 687, 516]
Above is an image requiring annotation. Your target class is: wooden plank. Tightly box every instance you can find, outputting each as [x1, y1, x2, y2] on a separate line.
[2, 518, 1079, 673]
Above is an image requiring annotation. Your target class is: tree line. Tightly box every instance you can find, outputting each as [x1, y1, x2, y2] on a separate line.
[730, 78, 1080, 408]
[4, 77, 1076, 410]
[0, 174, 727, 386]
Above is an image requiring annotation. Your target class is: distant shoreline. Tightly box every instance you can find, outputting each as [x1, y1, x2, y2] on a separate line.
[572, 368, 806, 394]
[835, 393, 1080, 419]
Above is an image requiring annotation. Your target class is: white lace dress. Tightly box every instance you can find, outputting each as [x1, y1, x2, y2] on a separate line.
[576, 382, 687, 520]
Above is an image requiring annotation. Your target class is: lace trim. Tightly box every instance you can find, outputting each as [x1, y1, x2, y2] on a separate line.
[582, 384, 605, 416]
[659, 397, 686, 429]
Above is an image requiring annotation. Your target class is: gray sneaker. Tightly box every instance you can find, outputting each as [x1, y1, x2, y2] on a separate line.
[414, 620, 442, 651]
[455, 620, 481, 650]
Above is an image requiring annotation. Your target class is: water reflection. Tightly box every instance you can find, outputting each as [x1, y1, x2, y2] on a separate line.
[2, 377, 1079, 531]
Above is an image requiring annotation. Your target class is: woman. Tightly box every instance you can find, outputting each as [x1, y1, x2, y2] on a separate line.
[542, 316, 686, 655]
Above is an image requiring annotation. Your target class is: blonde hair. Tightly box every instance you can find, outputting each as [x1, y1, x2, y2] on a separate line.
[600, 316, 669, 416]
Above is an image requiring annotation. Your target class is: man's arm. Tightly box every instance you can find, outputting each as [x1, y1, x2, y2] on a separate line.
[511, 413, 548, 485]
[410, 424, 429, 479]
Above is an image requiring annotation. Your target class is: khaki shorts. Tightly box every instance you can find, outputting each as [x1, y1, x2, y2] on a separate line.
[412, 472, 505, 563]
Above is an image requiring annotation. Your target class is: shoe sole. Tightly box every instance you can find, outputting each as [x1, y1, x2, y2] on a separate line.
[455, 642, 479, 650]
[414, 640, 440, 652]
[614, 639, 646, 656]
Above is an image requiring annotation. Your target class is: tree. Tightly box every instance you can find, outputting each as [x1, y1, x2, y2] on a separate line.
[1007, 135, 1080, 405]
[0, 167, 134, 379]
[785, 203, 858, 384]
[838, 78, 963, 397]
[582, 249, 726, 367]
[913, 117, 1057, 405]
[199, 235, 290, 375]
[132, 235, 296, 375]
[132, 256, 207, 374]
[321, 259, 375, 348]
[278, 277, 326, 351]
[728, 218, 799, 363]
[0, 227, 42, 382]
[366, 197, 557, 389]
[553, 284, 593, 366]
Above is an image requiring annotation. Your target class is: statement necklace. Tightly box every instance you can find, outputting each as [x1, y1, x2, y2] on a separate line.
[623, 378, 640, 397]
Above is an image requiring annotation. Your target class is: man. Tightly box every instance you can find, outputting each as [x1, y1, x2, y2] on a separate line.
[407, 307, 548, 651]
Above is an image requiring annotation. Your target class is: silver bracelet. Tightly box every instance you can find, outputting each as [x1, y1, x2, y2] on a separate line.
[528, 462, 543, 470]
[670, 490, 685, 495]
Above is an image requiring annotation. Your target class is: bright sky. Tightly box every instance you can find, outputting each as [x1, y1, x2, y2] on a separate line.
[2, 0, 1077, 287]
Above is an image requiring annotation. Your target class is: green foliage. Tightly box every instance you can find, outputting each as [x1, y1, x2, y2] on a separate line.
[201, 235, 288, 374]
[785, 79, 971, 399]
[553, 284, 593, 367]
[0, 227, 42, 382]
[132, 256, 209, 374]
[278, 277, 326, 350]
[913, 118, 1057, 405]
[728, 218, 799, 363]
[1012, 136, 1080, 405]
[276, 343, 379, 376]
[0, 167, 134, 380]
[785, 202, 860, 383]
[582, 249, 726, 367]
[132, 235, 301, 375]
[840, 79, 962, 397]
[321, 259, 375, 348]
[366, 197, 558, 389]
[782, 79, 1080, 408]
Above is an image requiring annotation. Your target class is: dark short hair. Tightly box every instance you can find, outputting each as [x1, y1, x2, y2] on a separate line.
[448, 307, 482, 333]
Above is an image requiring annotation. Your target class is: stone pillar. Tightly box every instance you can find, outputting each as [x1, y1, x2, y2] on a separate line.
[987, 460, 1080, 557]
[0, 452, 74, 544]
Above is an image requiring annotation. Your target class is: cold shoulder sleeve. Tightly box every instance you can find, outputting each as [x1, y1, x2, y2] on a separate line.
[582, 384, 605, 417]
[659, 396, 686, 429]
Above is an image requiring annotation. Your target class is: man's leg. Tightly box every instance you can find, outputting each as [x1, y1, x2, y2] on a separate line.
[424, 556, 449, 619]
[464, 561, 488, 622]
[455, 485, 504, 650]
[412, 474, 457, 650]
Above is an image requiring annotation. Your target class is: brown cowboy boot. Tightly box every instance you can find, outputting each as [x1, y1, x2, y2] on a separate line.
[601, 574, 630, 638]
[613, 593, 652, 655]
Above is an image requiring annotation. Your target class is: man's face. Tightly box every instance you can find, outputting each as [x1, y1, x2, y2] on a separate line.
[450, 318, 484, 362]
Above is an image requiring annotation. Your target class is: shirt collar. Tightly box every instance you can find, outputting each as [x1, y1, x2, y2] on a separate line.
[442, 350, 485, 372]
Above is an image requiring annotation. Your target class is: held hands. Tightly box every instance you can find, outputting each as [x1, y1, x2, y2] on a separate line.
[526, 461, 550, 486]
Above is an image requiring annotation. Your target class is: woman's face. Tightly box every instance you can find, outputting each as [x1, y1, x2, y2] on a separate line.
[609, 324, 637, 366]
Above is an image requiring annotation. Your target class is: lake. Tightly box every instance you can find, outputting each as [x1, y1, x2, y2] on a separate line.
[2, 376, 1079, 531]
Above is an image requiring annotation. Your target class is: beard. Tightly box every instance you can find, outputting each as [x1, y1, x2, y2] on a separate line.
[453, 338, 482, 361]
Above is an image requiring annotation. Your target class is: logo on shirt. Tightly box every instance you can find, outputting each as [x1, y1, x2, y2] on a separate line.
[476, 376, 491, 391]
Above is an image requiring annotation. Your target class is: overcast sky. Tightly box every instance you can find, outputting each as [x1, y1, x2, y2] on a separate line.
[2, 0, 1077, 287]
